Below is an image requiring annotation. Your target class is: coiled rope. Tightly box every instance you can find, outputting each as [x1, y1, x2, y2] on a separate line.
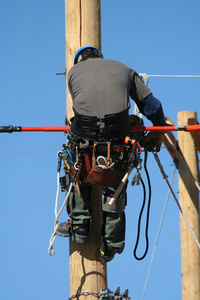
[133, 150, 151, 260]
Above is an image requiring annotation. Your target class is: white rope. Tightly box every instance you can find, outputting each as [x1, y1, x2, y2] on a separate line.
[164, 133, 200, 192]
[141, 166, 176, 300]
[153, 152, 200, 250]
[48, 173, 74, 256]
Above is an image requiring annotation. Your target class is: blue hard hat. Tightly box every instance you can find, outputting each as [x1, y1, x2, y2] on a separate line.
[74, 46, 103, 65]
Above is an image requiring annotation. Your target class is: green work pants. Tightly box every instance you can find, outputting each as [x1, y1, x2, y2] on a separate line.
[67, 153, 129, 250]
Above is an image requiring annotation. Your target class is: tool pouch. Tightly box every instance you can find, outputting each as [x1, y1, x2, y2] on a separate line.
[87, 156, 117, 186]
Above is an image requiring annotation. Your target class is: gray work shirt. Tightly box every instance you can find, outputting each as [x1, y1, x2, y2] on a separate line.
[68, 58, 152, 118]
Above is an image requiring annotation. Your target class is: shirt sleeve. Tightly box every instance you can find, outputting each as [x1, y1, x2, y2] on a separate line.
[129, 71, 152, 104]
[137, 94, 166, 126]
[129, 71, 165, 125]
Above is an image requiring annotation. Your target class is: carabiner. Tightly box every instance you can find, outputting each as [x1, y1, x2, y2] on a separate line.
[63, 149, 73, 165]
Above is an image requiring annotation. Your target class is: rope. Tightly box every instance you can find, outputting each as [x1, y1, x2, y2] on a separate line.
[141, 166, 176, 300]
[48, 181, 74, 256]
[133, 150, 151, 260]
[164, 133, 200, 192]
[48, 153, 80, 256]
[153, 152, 200, 250]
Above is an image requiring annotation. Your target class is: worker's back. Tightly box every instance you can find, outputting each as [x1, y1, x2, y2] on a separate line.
[68, 58, 135, 117]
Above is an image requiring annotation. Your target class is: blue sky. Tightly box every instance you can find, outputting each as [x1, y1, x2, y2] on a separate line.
[0, 1, 200, 299]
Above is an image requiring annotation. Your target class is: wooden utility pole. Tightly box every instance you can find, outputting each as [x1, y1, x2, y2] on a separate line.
[65, 1, 107, 299]
[178, 111, 200, 300]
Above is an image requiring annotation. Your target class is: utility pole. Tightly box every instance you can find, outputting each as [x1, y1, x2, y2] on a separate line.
[65, 1, 107, 299]
[177, 111, 200, 300]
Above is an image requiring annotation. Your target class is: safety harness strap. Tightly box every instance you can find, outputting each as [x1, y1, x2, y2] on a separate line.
[70, 109, 130, 139]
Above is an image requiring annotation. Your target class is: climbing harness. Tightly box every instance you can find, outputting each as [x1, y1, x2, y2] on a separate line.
[48, 129, 147, 256]
[70, 108, 130, 140]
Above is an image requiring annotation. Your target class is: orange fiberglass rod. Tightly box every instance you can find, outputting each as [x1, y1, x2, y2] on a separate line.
[0, 124, 200, 133]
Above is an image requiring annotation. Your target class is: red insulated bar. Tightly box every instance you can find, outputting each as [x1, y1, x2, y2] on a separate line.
[131, 125, 200, 133]
[1, 124, 200, 133]
[21, 126, 71, 132]
[20, 125, 200, 133]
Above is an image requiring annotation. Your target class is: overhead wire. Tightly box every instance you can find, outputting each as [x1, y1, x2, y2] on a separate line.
[148, 75, 200, 78]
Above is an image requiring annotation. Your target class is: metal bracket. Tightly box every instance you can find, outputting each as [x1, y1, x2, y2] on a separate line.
[100, 287, 131, 300]
[56, 69, 66, 77]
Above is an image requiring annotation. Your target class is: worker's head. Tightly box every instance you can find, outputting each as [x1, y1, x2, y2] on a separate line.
[74, 46, 103, 65]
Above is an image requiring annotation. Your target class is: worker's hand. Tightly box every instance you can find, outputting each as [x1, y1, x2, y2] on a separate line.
[140, 131, 164, 152]
[140, 116, 174, 152]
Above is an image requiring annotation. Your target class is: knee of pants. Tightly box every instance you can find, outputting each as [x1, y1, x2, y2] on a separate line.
[102, 194, 126, 213]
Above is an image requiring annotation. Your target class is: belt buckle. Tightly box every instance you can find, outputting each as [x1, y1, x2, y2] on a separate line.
[98, 118, 105, 133]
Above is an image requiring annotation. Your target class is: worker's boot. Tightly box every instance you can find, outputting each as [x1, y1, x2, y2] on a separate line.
[56, 220, 71, 237]
[56, 220, 90, 243]
[100, 236, 123, 262]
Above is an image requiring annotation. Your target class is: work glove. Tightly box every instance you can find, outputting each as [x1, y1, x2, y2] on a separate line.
[140, 131, 164, 152]
[141, 116, 174, 152]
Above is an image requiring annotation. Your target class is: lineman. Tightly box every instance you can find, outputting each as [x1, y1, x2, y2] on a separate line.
[57, 46, 166, 262]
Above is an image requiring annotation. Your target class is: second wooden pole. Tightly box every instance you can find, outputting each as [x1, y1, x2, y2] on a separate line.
[178, 111, 200, 300]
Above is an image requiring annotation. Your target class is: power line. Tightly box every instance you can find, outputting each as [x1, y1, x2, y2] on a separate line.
[148, 75, 200, 78]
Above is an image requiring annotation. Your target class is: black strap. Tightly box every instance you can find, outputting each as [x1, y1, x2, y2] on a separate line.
[70, 109, 130, 139]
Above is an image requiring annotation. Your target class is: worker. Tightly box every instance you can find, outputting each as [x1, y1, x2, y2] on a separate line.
[56, 46, 166, 262]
